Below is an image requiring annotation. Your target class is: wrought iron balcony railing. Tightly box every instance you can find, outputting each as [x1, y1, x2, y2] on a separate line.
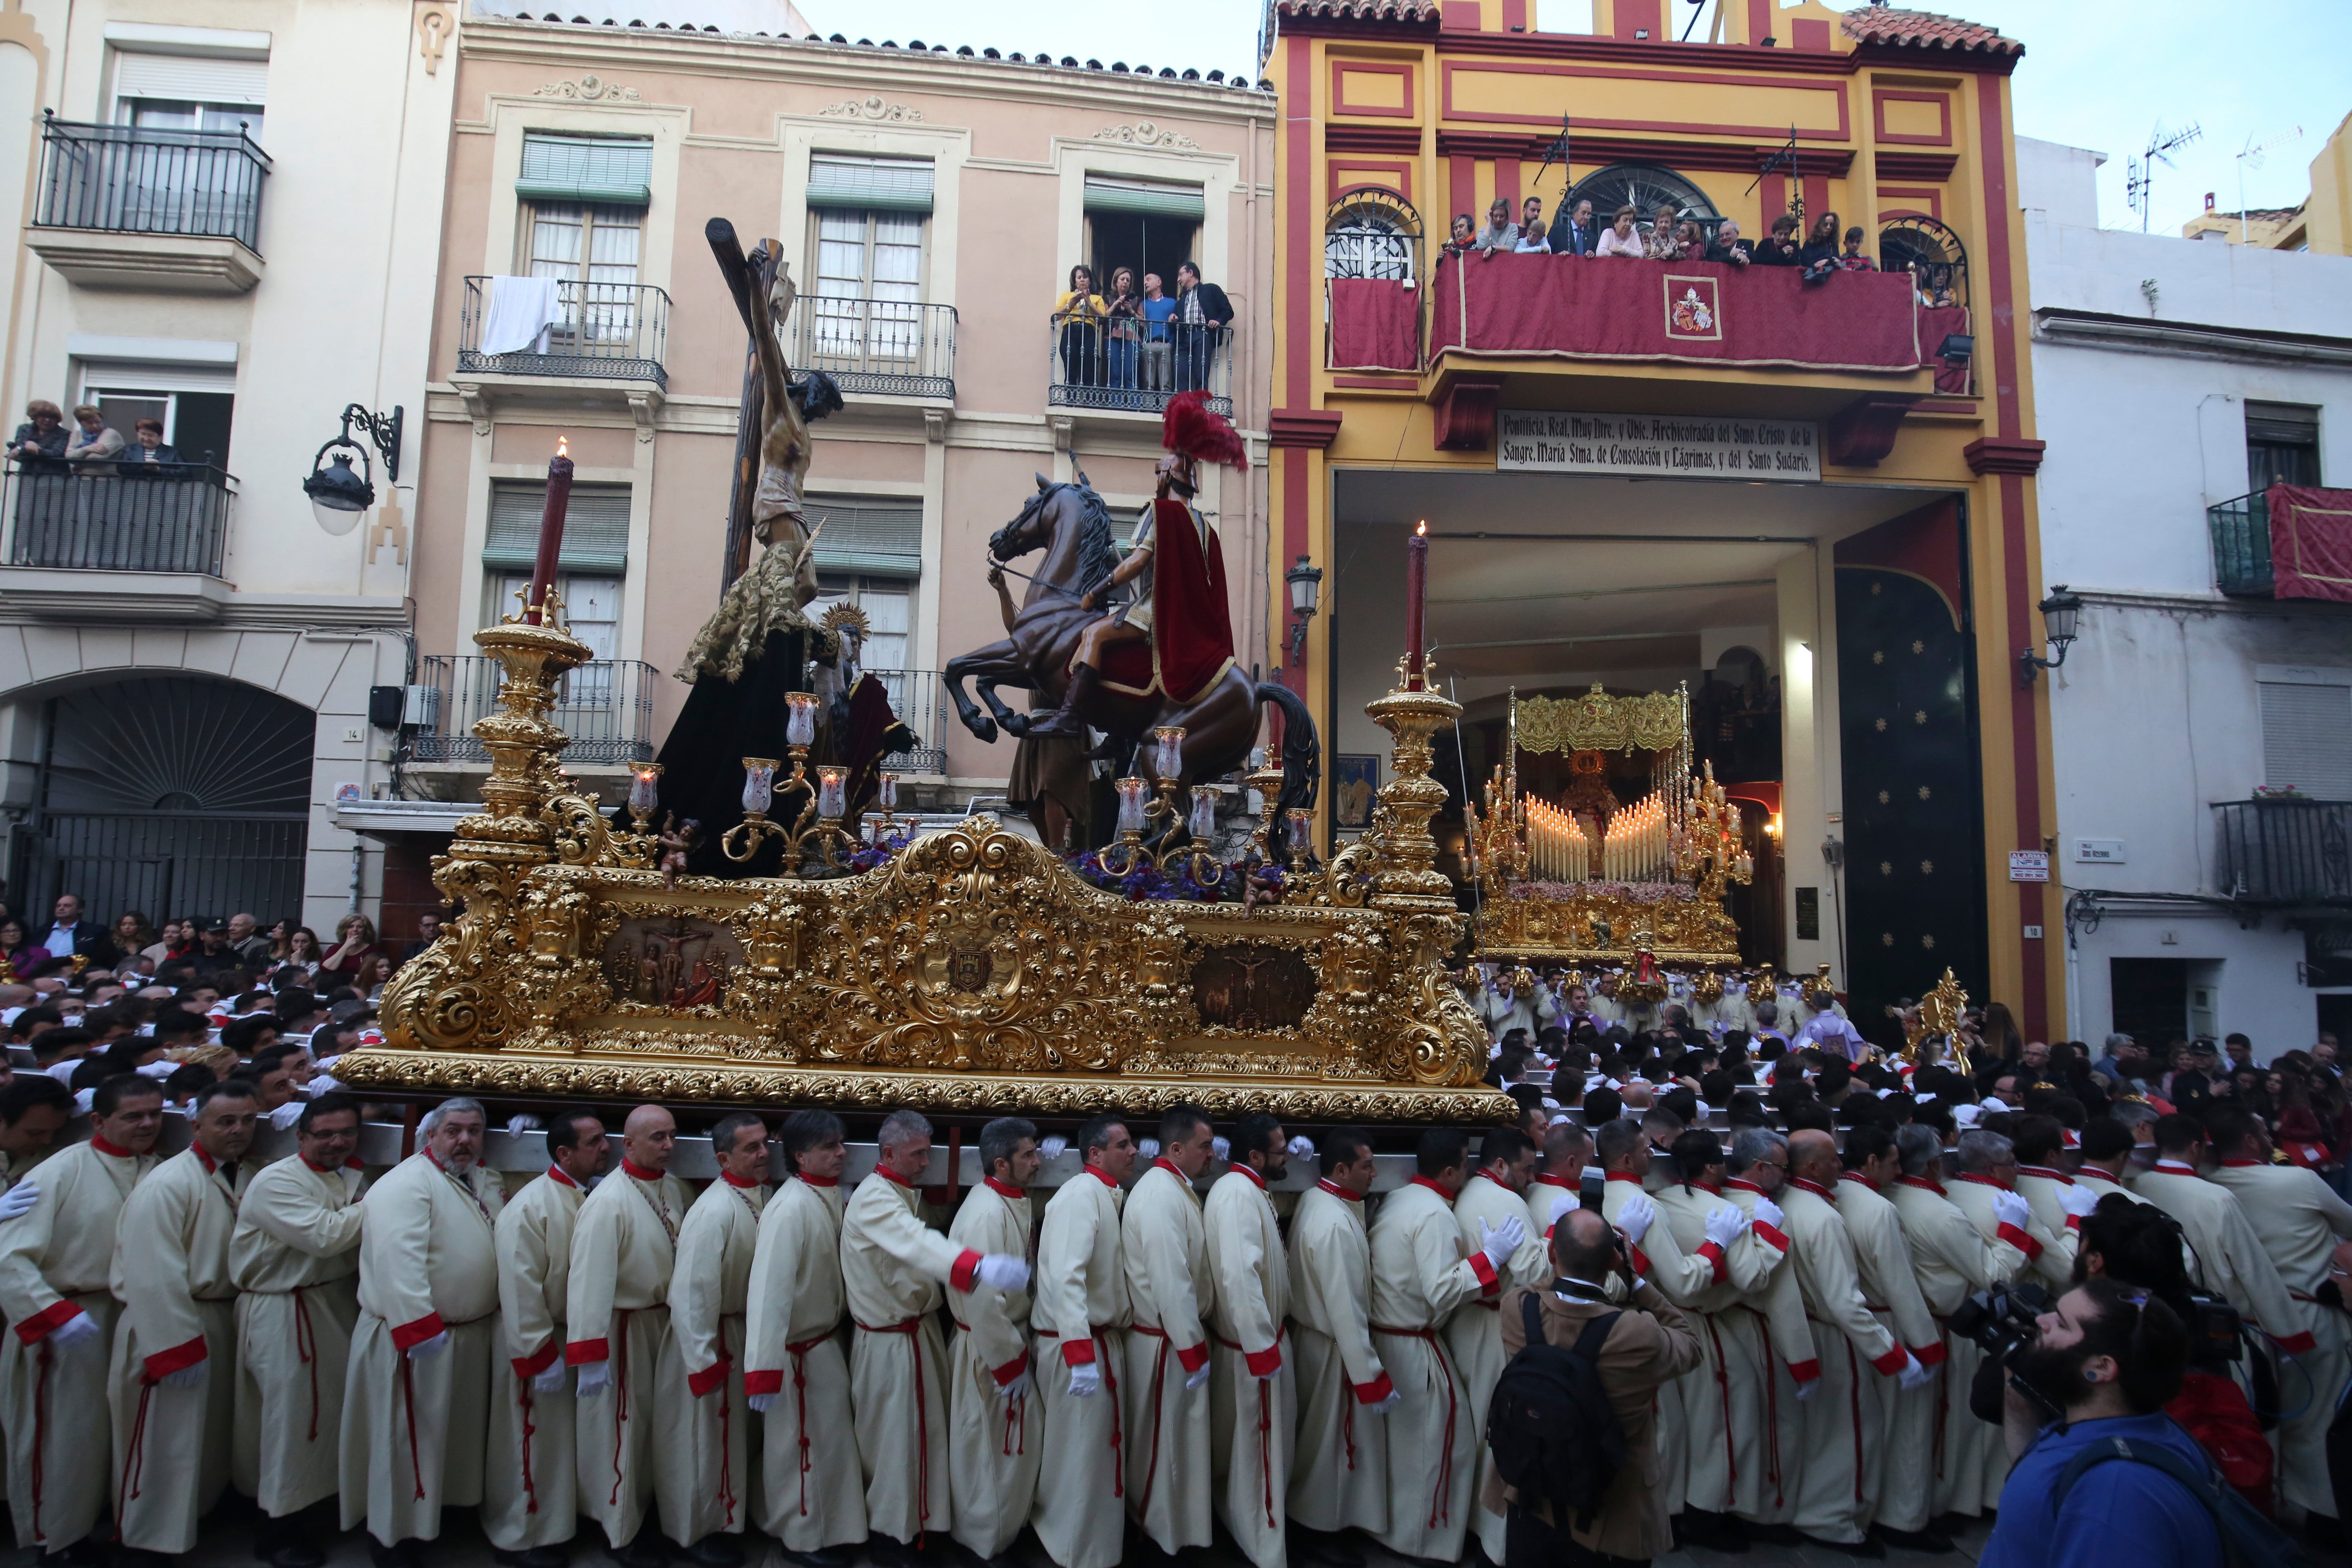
[2208, 490, 2274, 597]
[789, 297, 956, 400]
[1047, 315, 1232, 417]
[412, 655, 657, 766]
[457, 277, 671, 386]
[33, 116, 271, 252]
[2214, 797, 2352, 905]
[866, 668, 948, 777]
[3, 459, 235, 575]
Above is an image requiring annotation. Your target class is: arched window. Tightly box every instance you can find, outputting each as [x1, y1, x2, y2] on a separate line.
[1564, 164, 1719, 242]
[1879, 216, 1970, 308]
[1325, 191, 1421, 281]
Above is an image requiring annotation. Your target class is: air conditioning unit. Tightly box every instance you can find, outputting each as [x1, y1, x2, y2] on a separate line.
[402, 684, 440, 729]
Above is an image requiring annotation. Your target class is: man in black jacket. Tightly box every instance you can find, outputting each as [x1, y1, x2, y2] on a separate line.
[1173, 261, 1233, 393]
[38, 893, 117, 970]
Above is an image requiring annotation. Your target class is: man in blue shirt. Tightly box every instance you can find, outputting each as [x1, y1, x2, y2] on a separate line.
[1980, 1278, 2223, 1568]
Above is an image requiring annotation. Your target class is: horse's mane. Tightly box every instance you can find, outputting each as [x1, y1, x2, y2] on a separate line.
[1064, 474, 1121, 601]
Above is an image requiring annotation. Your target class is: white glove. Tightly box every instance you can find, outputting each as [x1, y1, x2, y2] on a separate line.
[2060, 1183, 2099, 1220]
[531, 1362, 566, 1394]
[134, 1060, 177, 1080]
[0, 1179, 39, 1223]
[1703, 1204, 1744, 1250]
[1367, 1389, 1403, 1416]
[1211, 1136, 1231, 1162]
[1991, 1189, 2031, 1232]
[575, 1359, 610, 1396]
[976, 1254, 1031, 1292]
[748, 1392, 777, 1414]
[1037, 1136, 1068, 1162]
[1184, 1362, 1211, 1393]
[1795, 1377, 1820, 1402]
[406, 1332, 449, 1361]
[1001, 1366, 1032, 1403]
[1615, 1192, 1655, 1247]
[268, 1101, 305, 1130]
[49, 1311, 98, 1350]
[1287, 1135, 1317, 1160]
[1480, 1213, 1528, 1271]
[1897, 1351, 1933, 1391]
[1137, 1138, 1161, 1160]
[1751, 1195, 1786, 1230]
[1068, 1361, 1102, 1398]
[507, 1113, 543, 1139]
[160, 1361, 207, 1390]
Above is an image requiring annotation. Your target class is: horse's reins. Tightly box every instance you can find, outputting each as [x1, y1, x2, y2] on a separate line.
[988, 557, 1088, 598]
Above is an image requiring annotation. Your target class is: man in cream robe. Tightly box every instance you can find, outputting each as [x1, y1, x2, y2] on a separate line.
[947, 1118, 1041, 1565]
[1940, 1129, 2058, 1519]
[1031, 1114, 1134, 1568]
[1720, 1129, 1816, 1535]
[1368, 1128, 1521, 1564]
[1205, 1114, 1295, 1568]
[2009, 1115, 2095, 1293]
[667, 1112, 771, 1559]
[110, 1078, 259, 1558]
[231, 1093, 367, 1566]
[1449, 1128, 1550, 1565]
[567, 1105, 691, 1566]
[0, 1074, 161, 1553]
[1286, 1129, 1390, 1550]
[745, 1110, 863, 1565]
[2131, 1116, 2313, 1359]
[844, 1109, 1028, 1563]
[1833, 1125, 1947, 1552]
[1523, 1123, 1588, 1245]
[340, 1098, 506, 1561]
[484, 1108, 606, 1568]
[1123, 1107, 1220, 1556]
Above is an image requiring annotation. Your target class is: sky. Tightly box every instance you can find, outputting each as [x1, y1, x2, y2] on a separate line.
[795, 0, 2352, 236]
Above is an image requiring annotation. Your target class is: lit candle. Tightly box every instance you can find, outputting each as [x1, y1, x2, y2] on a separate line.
[786, 693, 818, 750]
[741, 758, 778, 816]
[526, 435, 573, 627]
[1116, 777, 1150, 835]
[628, 763, 662, 817]
[816, 766, 847, 822]
[1405, 520, 1428, 689]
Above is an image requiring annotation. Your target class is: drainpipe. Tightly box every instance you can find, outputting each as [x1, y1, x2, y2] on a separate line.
[349, 842, 364, 917]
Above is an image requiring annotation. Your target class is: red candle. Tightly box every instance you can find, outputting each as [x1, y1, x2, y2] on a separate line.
[526, 434, 573, 626]
[1404, 519, 1428, 689]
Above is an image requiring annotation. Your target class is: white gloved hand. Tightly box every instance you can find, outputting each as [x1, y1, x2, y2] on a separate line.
[1137, 1138, 1161, 1161]
[1615, 1192, 1655, 1247]
[0, 1179, 39, 1223]
[507, 1113, 543, 1139]
[2060, 1183, 2099, 1220]
[1991, 1189, 2031, 1232]
[748, 1392, 777, 1415]
[49, 1310, 98, 1350]
[1480, 1213, 1528, 1271]
[1367, 1390, 1403, 1416]
[1751, 1195, 1786, 1230]
[1037, 1136, 1069, 1162]
[575, 1359, 611, 1396]
[406, 1332, 449, 1361]
[1211, 1136, 1231, 1163]
[976, 1254, 1031, 1292]
[1001, 1367, 1032, 1403]
[1287, 1135, 1317, 1161]
[1184, 1363, 1211, 1393]
[1795, 1377, 1820, 1402]
[268, 1100, 305, 1130]
[1067, 1361, 1102, 1398]
[160, 1361, 207, 1390]
[1897, 1351, 1933, 1391]
[1703, 1204, 1744, 1250]
[531, 1362, 566, 1394]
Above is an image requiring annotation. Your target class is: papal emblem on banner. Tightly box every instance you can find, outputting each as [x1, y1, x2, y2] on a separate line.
[1664, 274, 1721, 341]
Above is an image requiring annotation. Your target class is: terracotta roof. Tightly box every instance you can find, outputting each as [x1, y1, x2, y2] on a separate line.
[1840, 6, 2022, 58]
[1272, 0, 1440, 19]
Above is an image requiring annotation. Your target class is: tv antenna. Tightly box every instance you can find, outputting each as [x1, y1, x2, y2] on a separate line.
[2125, 121, 2201, 232]
[2234, 126, 2303, 243]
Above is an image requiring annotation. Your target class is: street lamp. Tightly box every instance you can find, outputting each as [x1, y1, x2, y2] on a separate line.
[303, 403, 403, 536]
[2018, 583, 2084, 686]
[1284, 554, 1323, 667]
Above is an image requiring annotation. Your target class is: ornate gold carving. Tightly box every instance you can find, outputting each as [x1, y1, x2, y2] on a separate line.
[535, 74, 641, 102]
[820, 96, 924, 121]
[1093, 122, 1199, 150]
[1515, 685, 1687, 755]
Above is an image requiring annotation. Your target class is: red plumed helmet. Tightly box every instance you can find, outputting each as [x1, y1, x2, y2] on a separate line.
[1161, 390, 1248, 469]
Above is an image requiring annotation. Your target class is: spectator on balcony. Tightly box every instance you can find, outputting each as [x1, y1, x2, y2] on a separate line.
[62, 406, 123, 470]
[1444, 212, 1475, 257]
[9, 400, 67, 469]
[320, 913, 384, 982]
[121, 418, 180, 474]
[1596, 205, 1645, 258]
[1172, 261, 1233, 394]
[1104, 267, 1143, 394]
[1514, 220, 1551, 254]
[1799, 210, 1844, 268]
[1138, 272, 1178, 393]
[1553, 198, 1599, 258]
[1473, 197, 1520, 254]
[1670, 219, 1707, 261]
[1053, 264, 1110, 388]
[1644, 203, 1682, 259]
[1520, 194, 1547, 239]
[1837, 227, 1877, 272]
[1751, 213, 1802, 266]
[1706, 218, 1753, 267]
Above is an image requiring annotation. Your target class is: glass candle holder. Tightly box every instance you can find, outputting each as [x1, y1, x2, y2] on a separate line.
[817, 766, 847, 822]
[877, 772, 898, 811]
[628, 763, 662, 816]
[1116, 776, 1150, 835]
[1153, 725, 1185, 780]
[786, 692, 818, 749]
[741, 758, 778, 816]
[1287, 808, 1314, 851]
[1189, 786, 1220, 842]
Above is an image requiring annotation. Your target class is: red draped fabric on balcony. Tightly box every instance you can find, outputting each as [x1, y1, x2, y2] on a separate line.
[1428, 252, 1934, 374]
[1327, 278, 1419, 372]
[2267, 483, 2352, 603]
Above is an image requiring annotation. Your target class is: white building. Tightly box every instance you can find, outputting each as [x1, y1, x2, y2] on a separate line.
[0, 0, 460, 935]
[2022, 136, 2352, 1057]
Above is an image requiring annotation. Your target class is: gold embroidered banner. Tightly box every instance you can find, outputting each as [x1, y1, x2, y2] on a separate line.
[1515, 685, 1686, 755]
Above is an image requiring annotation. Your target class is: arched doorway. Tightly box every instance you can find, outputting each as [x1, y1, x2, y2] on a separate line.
[11, 675, 314, 925]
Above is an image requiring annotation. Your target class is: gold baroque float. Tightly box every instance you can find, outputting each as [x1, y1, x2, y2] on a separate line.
[339, 616, 1512, 1124]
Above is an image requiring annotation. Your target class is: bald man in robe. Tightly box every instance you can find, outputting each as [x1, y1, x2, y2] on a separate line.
[1030, 1114, 1134, 1568]
[1205, 1113, 1294, 1568]
[666, 1112, 771, 1561]
[1450, 1127, 1550, 1565]
[1718, 1128, 1816, 1537]
[1123, 1105, 1219, 1558]
[1832, 1123, 1947, 1552]
[1286, 1128, 1390, 1553]
[947, 1117, 1041, 1567]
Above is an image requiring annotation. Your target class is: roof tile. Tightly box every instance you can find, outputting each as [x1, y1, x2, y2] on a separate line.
[1840, 6, 2023, 57]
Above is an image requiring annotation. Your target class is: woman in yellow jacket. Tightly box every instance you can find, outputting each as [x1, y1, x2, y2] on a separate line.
[1054, 263, 1110, 388]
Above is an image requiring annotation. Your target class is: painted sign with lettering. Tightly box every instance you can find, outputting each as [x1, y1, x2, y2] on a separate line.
[1497, 410, 1821, 481]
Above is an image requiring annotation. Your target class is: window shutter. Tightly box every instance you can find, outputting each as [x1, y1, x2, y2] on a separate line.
[2259, 679, 2352, 798]
[114, 52, 268, 105]
[1083, 174, 1206, 220]
[808, 155, 934, 213]
[484, 482, 632, 574]
[806, 494, 922, 575]
[518, 134, 653, 207]
[2246, 402, 2321, 445]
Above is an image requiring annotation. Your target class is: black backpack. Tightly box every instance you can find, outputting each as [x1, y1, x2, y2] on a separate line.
[1486, 1292, 1629, 1532]
[2051, 1432, 2304, 1568]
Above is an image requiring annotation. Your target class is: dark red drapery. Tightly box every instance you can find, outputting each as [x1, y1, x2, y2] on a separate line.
[1327, 278, 1419, 372]
[2268, 483, 2352, 603]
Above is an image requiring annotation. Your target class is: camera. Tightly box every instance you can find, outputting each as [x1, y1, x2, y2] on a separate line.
[1947, 1281, 2052, 1360]
[2181, 1291, 2244, 1365]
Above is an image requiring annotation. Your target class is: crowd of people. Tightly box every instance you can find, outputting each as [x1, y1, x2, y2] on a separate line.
[1050, 261, 1234, 398]
[9, 401, 189, 475]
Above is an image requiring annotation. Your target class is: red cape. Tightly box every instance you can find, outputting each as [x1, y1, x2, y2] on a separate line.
[1100, 497, 1234, 704]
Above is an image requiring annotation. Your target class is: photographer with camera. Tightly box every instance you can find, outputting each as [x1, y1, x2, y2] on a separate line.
[2132, 1115, 2313, 1363]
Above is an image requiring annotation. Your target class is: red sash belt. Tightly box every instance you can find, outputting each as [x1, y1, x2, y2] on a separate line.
[857, 1315, 935, 1535]
[1035, 1326, 1122, 1497]
[1371, 1324, 1458, 1529]
[1213, 1326, 1288, 1530]
[784, 1329, 834, 1517]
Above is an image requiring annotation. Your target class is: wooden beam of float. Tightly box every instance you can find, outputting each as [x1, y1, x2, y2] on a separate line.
[335, 618, 1512, 1125]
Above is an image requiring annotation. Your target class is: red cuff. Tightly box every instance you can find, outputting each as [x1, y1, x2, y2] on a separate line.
[512, 1338, 561, 1380]
[2278, 1330, 2319, 1356]
[565, 1336, 610, 1366]
[991, 1350, 1030, 1388]
[1869, 1345, 1910, 1377]
[1468, 1250, 1500, 1296]
[1787, 1358, 1821, 1383]
[1912, 1341, 1947, 1368]
[1353, 1370, 1396, 1404]
[2065, 1215, 2082, 1233]
[1752, 1222, 1791, 1253]
[1175, 1340, 1210, 1375]
[143, 1334, 208, 1382]
[1245, 1343, 1283, 1378]
[687, 1356, 732, 1398]
[949, 1249, 982, 1294]
[392, 1312, 448, 1352]
[744, 1368, 784, 1396]
[1996, 1223, 2041, 1260]
[1629, 1244, 1652, 1278]
[15, 1300, 80, 1345]
[1697, 1241, 1728, 1283]
[1060, 1337, 1096, 1367]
